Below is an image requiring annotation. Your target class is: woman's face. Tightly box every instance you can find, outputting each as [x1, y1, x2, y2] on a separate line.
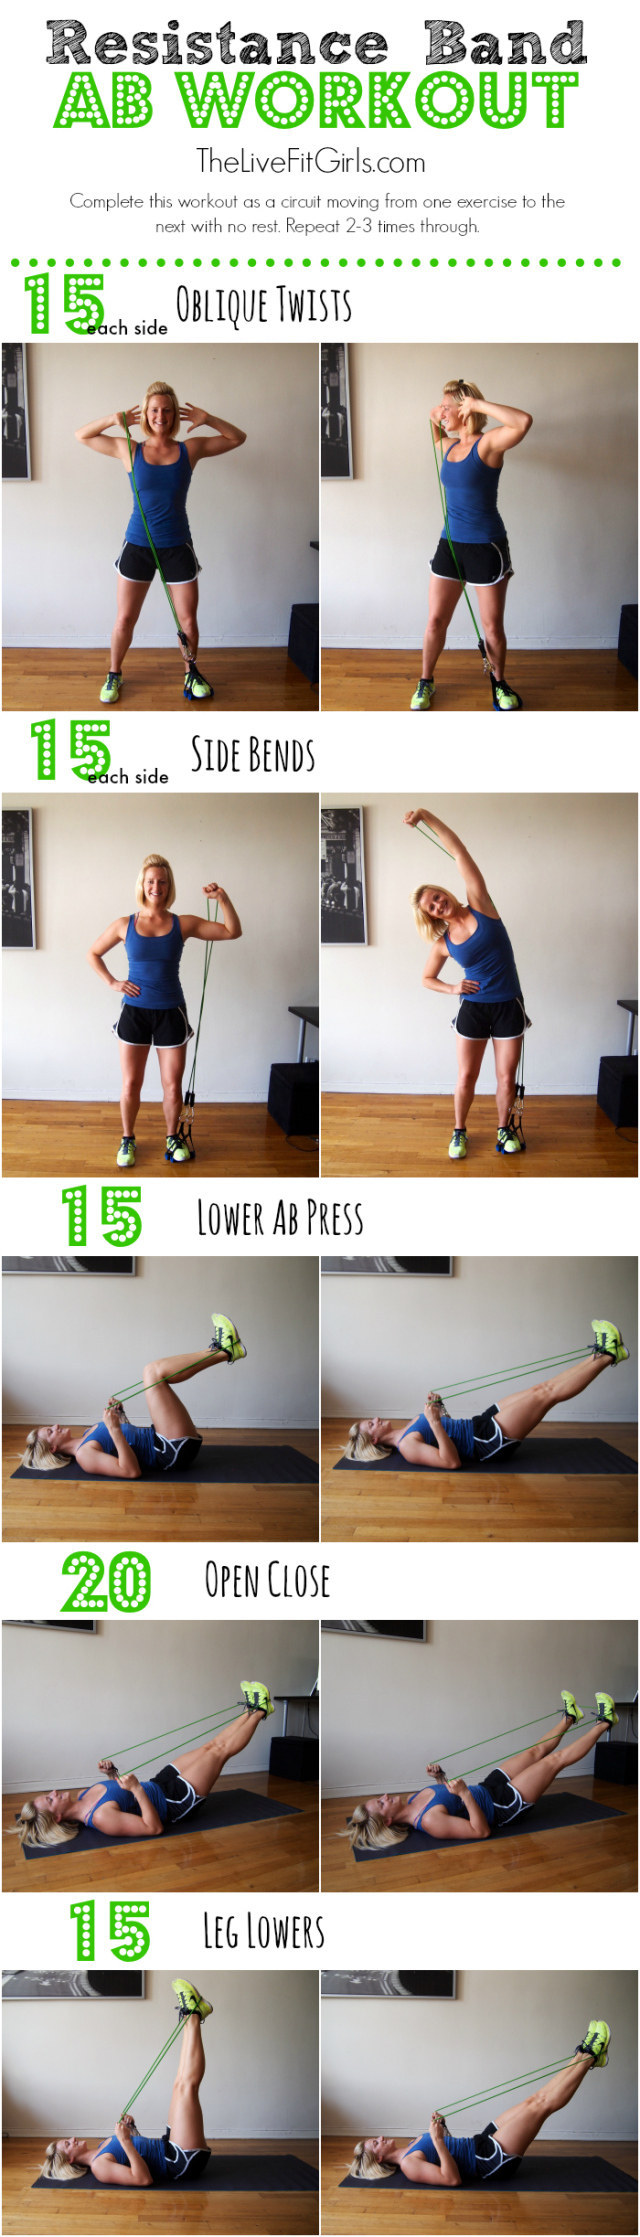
[420, 885, 453, 922]
[360, 1417, 392, 1446]
[37, 1423, 69, 1452]
[33, 1788, 71, 1819]
[364, 2137, 396, 2160]
[146, 393, 177, 438]
[366, 1792, 401, 1823]
[438, 396, 465, 431]
[142, 865, 170, 906]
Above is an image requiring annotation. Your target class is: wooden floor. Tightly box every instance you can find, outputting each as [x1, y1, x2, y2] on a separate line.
[320, 648, 637, 714]
[322, 2137, 637, 2237]
[322, 1420, 637, 1543]
[321, 1778, 637, 1894]
[4, 1427, 318, 1544]
[3, 2138, 319, 2237]
[2, 1103, 318, 1180]
[321, 1095, 638, 1179]
[4, 1772, 318, 1895]
[3, 647, 319, 715]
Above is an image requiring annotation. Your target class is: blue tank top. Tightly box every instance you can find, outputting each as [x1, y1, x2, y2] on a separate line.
[445, 911, 521, 1002]
[78, 1776, 169, 1827]
[407, 1781, 496, 1831]
[96, 2133, 168, 2180]
[407, 2132, 477, 2181]
[78, 1420, 157, 1471]
[125, 441, 192, 549]
[400, 1412, 474, 1462]
[440, 439, 505, 541]
[124, 912, 185, 1009]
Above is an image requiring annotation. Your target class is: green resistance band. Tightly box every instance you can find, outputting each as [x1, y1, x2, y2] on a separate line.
[122, 414, 190, 650]
[435, 1718, 602, 1783]
[421, 1707, 591, 1765]
[120, 2017, 185, 2120]
[109, 1701, 241, 1765]
[436, 1346, 594, 1402]
[184, 895, 219, 1105]
[430, 420, 487, 667]
[440, 2052, 575, 2119]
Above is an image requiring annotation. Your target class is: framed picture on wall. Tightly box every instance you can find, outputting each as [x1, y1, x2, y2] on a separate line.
[2, 1257, 136, 1275]
[321, 806, 367, 945]
[4, 1620, 97, 1634]
[322, 1621, 427, 1642]
[2, 1972, 145, 2000]
[322, 1972, 456, 1999]
[2, 344, 31, 481]
[320, 342, 353, 479]
[2, 808, 35, 950]
[321, 1257, 453, 1275]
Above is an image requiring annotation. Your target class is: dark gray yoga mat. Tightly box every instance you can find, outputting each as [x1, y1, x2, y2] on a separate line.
[34, 2153, 318, 2193]
[351, 1792, 624, 1861]
[12, 1444, 318, 1484]
[20, 1786, 302, 1859]
[341, 2156, 637, 2193]
[336, 1438, 636, 1476]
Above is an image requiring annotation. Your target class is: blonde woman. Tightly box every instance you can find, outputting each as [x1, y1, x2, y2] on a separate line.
[40, 1980, 214, 2186]
[348, 2022, 610, 2187]
[17, 1309, 247, 1481]
[75, 382, 246, 705]
[342, 1689, 619, 1853]
[15, 1683, 274, 1853]
[343, 1316, 629, 1470]
[406, 804, 529, 1159]
[411, 378, 532, 713]
[88, 853, 242, 1166]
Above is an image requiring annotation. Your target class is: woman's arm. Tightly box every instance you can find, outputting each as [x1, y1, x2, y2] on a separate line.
[91, 1776, 163, 1839]
[399, 1418, 462, 1472]
[87, 917, 140, 996]
[182, 403, 247, 457]
[401, 2121, 462, 2188]
[439, 1777, 491, 1838]
[421, 940, 479, 998]
[74, 409, 137, 463]
[75, 1414, 141, 1481]
[423, 1801, 490, 1841]
[405, 807, 495, 914]
[94, 2129, 154, 2187]
[181, 883, 242, 942]
[465, 394, 532, 460]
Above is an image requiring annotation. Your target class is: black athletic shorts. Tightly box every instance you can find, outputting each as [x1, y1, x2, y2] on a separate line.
[473, 2122, 522, 2181]
[155, 1762, 205, 1823]
[431, 533, 513, 586]
[471, 1402, 520, 1465]
[115, 539, 201, 584]
[163, 2141, 212, 2182]
[455, 998, 530, 1041]
[152, 1430, 203, 1475]
[483, 1765, 531, 1827]
[114, 1004, 194, 1048]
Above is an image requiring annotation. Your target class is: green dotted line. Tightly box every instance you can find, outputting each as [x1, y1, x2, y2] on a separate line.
[10, 254, 623, 270]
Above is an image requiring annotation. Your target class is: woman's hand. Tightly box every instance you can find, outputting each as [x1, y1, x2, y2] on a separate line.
[183, 401, 209, 429]
[103, 1404, 121, 1427]
[445, 1776, 468, 1797]
[114, 978, 140, 998]
[97, 1757, 118, 1775]
[403, 808, 429, 828]
[458, 977, 480, 994]
[429, 405, 446, 430]
[459, 392, 483, 425]
[202, 880, 227, 903]
[115, 2119, 135, 2146]
[114, 1772, 141, 1792]
[425, 1400, 443, 1428]
[116, 407, 141, 431]
[429, 2114, 445, 2141]
[426, 1761, 446, 1780]
[426, 1390, 443, 1407]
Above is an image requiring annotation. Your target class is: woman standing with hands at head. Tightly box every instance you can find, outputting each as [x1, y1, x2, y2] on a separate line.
[410, 379, 532, 714]
[405, 806, 529, 1161]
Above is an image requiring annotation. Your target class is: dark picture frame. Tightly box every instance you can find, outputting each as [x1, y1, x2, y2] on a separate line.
[3, 1971, 145, 2001]
[320, 342, 353, 479]
[322, 1971, 456, 1999]
[322, 1621, 427, 1642]
[321, 806, 367, 946]
[2, 344, 31, 481]
[2, 808, 35, 950]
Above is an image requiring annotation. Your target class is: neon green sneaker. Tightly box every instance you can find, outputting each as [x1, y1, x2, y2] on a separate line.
[165, 1134, 192, 1164]
[448, 1127, 467, 1160]
[410, 678, 435, 711]
[561, 1690, 584, 1725]
[100, 670, 122, 705]
[183, 664, 214, 702]
[241, 1681, 275, 1718]
[116, 1134, 136, 1168]
[496, 1123, 524, 1155]
[594, 1692, 618, 1727]
[491, 672, 523, 712]
[575, 2021, 611, 2068]
[172, 1979, 213, 2022]
[210, 1312, 247, 1364]
[591, 1320, 629, 1365]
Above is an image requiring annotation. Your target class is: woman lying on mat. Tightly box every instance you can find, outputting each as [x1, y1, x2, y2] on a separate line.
[343, 1690, 618, 1851]
[343, 1319, 628, 1470]
[18, 1311, 246, 1480]
[15, 1685, 274, 1853]
[349, 2021, 610, 2187]
[41, 1981, 213, 2185]
[88, 851, 242, 1169]
[75, 380, 246, 709]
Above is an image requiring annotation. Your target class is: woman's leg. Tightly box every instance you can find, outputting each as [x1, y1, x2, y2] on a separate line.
[476, 578, 510, 682]
[492, 2052, 596, 2159]
[504, 1718, 610, 1807]
[167, 2015, 207, 2151]
[454, 1036, 488, 1129]
[421, 577, 463, 678]
[119, 1044, 149, 1136]
[171, 580, 200, 668]
[111, 578, 150, 673]
[493, 1035, 523, 1130]
[142, 1345, 230, 1439]
[157, 1045, 187, 1139]
[498, 1711, 576, 1779]
[173, 1707, 267, 1794]
[495, 1353, 613, 1444]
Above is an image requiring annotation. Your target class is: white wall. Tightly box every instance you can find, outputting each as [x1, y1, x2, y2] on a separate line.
[321, 795, 637, 1094]
[321, 344, 637, 650]
[3, 1619, 318, 1790]
[321, 1970, 637, 2141]
[3, 1256, 318, 1428]
[321, 1257, 637, 1423]
[3, 1969, 318, 2139]
[321, 1620, 637, 1795]
[3, 793, 318, 1102]
[4, 344, 318, 648]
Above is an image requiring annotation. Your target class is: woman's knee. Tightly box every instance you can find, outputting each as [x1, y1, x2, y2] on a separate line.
[143, 1360, 162, 1387]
